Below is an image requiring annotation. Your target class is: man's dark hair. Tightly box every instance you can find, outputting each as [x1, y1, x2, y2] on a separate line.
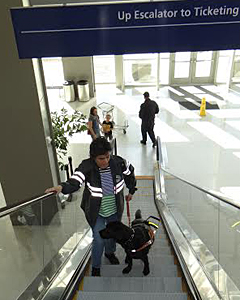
[90, 137, 112, 158]
[143, 92, 149, 98]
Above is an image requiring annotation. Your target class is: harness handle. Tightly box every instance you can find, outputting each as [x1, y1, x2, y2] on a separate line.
[126, 198, 131, 227]
[146, 215, 161, 222]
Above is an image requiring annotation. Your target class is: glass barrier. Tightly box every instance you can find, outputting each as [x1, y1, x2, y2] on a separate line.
[0, 191, 89, 300]
[219, 201, 240, 296]
[162, 171, 240, 296]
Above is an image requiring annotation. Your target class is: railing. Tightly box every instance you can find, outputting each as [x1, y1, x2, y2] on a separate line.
[156, 136, 240, 210]
[0, 192, 55, 218]
[110, 136, 117, 156]
[0, 137, 118, 300]
[0, 190, 91, 300]
[155, 136, 240, 299]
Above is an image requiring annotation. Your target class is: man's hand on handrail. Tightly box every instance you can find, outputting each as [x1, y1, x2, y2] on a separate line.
[45, 185, 63, 194]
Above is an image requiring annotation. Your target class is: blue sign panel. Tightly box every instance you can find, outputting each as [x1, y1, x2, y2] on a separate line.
[10, 0, 240, 58]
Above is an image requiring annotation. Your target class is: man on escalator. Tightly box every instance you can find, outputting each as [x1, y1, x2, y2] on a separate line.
[45, 137, 137, 276]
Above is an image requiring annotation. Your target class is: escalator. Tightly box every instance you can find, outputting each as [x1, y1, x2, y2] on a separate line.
[2, 137, 240, 300]
[73, 178, 189, 300]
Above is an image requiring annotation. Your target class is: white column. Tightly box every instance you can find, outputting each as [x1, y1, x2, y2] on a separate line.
[115, 55, 124, 91]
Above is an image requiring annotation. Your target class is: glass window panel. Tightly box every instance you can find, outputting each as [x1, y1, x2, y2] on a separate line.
[234, 55, 240, 62]
[175, 52, 191, 62]
[164, 173, 240, 295]
[123, 53, 158, 60]
[93, 55, 115, 84]
[124, 60, 133, 84]
[219, 202, 240, 291]
[219, 50, 233, 57]
[0, 202, 44, 300]
[216, 57, 230, 83]
[195, 61, 211, 77]
[233, 61, 240, 82]
[159, 58, 169, 84]
[160, 53, 170, 59]
[164, 176, 220, 288]
[0, 192, 90, 300]
[174, 62, 190, 78]
[42, 58, 64, 87]
[196, 51, 212, 61]
[235, 50, 240, 55]
[124, 59, 157, 84]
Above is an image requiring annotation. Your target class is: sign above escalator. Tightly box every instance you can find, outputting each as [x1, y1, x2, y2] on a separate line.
[10, 0, 240, 58]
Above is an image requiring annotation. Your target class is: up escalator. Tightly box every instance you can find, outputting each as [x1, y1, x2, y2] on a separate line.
[74, 178, 189, 300]
[2, 137, 240, 300]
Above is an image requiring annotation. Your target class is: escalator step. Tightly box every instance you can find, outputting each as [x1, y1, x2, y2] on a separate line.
[89, 264, 178, 277]
[153, 239, 169, 246]
[102, 254, 174, 265]
[83, 277, 182, 293]
[77, 292, 187, 300]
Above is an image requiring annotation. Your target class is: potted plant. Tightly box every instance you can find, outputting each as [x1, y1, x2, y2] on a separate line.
[51, 107, 88, 168]
[51, 108, 88, 208]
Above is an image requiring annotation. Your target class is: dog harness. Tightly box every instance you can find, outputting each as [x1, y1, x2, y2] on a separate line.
[124, 217, 160, 253]
[124, 224, 156, 253]
[131, 228, 156, 253]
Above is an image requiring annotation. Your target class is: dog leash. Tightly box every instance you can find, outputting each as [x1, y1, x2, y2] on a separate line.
[126, 198, 131, 227]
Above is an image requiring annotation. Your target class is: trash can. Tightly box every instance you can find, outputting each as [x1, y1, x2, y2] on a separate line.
[63, 80, 75, 102]
[77, 80, 90, 102]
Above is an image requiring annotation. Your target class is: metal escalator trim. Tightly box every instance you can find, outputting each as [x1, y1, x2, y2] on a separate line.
[156, 161, 240, 299]
[136, 176, 154, 180]
[158, 206, 208, 300]
[154, 167, 222, 300]
[78, 276, 85, 291]
[72, 292, 78, 300]
[41, 229, 92, 300]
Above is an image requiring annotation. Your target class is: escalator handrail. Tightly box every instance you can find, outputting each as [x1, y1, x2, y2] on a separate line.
[0, 192, 55, 218]
[0, 138, 117, 219]
[156, 136, 240, 210]
[110, 137, 117, 156]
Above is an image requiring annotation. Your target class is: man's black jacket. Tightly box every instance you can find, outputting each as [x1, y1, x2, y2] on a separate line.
[139, 98, 159, 125]
[61, 155, 137, 227]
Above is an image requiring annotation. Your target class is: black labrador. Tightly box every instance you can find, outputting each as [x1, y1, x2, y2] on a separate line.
[100, 209, 158, 276]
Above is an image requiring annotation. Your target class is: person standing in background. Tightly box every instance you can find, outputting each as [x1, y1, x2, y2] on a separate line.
[139, 92, 159, 147]
[88, 106, 102, 140]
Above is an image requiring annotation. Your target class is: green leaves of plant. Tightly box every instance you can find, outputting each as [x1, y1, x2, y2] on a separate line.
[51, 108, 87, 166]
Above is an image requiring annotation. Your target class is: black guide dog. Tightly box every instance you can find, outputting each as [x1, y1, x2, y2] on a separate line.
[100, 209, 159, 276]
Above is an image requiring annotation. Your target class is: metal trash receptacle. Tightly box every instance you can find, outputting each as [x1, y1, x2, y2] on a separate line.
[77, 80, 90, 102]
[63, 80, 75, 102]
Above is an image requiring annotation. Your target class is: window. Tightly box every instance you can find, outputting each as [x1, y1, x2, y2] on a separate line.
[93, 55, 116, 84]
[123, 53, 158, 85]
[42, 57, 64, 87]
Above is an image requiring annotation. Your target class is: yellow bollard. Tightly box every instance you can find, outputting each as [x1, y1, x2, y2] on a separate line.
[200, 97, 206, 116]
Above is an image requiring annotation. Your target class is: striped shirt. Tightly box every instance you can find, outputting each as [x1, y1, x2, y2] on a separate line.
[99, 167, 117, 217]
